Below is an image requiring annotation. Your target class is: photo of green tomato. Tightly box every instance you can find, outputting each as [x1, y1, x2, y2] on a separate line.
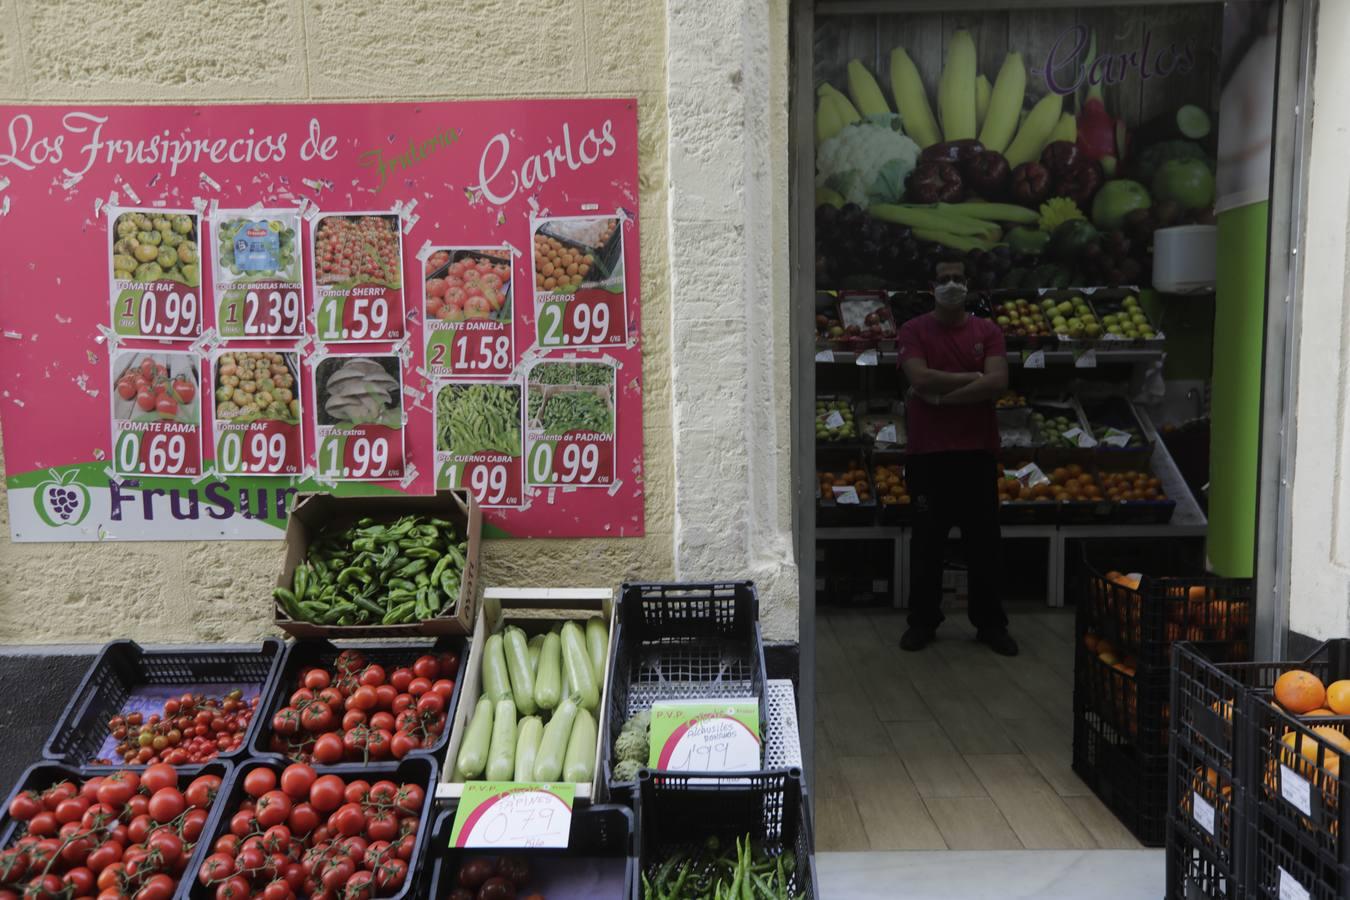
[111, 210, 201, 287]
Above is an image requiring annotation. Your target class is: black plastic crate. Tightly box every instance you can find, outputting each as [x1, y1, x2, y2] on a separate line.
[1170, 733, 1245, 871]
[1172, 642, 1271, 791]
[0, 759, 232, 898]
[1076, 645, 1170, 756]
[1115, 498, 1178, 525]
[1166, 815, 1245, 900]
[1073, 697, 1169, 846]
[999, 500, 1058, 524]
[1249, 806, 1350, 900]
[636, 768, 816, 900]
[602, 582, 767, 803]
[422, 803, 635, 899]
[251, 637, 467, 763]
[1058, 498, 1116, 525]
[186, 755, 436, 900]
[43, 637, 285, 768]
[1077, 543, 1253, 673]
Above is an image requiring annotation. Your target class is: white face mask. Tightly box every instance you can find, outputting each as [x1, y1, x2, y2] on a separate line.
[934, 282, 968, 310]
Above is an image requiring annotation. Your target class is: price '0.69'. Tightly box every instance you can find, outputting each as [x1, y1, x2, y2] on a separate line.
[122, 289, 198, 338]
[321, 435, 391, 479]
[216, 430, 289, 474]
[117, 431, 188, 475]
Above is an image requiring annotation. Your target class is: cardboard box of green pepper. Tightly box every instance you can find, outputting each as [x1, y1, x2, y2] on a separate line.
[273, 489, 482, 639]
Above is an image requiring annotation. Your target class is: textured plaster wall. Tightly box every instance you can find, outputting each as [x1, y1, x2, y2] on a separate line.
[1288, 0, 1350, 640]
[666, 0, 798, 639]
[0, 0, 681, 643]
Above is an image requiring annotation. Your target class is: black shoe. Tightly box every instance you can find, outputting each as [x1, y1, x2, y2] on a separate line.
[900, 627, 935, 652]
[977, 630, 1019, 656]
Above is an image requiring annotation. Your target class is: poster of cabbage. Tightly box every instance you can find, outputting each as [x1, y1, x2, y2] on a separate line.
[813, 7, 1222, 297]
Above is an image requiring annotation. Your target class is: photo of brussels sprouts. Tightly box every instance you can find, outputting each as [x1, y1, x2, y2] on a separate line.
[110, 210, 199, 287]
[214, 351, 300, 424]
[214, 214, 301, 284]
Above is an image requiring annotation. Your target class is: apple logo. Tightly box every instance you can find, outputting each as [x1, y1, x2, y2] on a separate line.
[34, 468, 90, 527]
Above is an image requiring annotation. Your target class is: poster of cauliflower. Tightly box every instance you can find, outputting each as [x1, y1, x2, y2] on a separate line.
[210, 349, 303, 477]
[108, 208, 202, 339]
[210, 209, 305, 339]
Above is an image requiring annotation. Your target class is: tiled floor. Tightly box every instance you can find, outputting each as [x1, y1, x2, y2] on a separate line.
[814, 605, 1144, 852]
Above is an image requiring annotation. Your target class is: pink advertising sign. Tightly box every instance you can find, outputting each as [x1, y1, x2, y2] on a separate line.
[0, 100, 644, 540]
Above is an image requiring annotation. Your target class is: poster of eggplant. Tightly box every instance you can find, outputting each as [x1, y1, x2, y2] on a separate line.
[813, 8, 1221, 297]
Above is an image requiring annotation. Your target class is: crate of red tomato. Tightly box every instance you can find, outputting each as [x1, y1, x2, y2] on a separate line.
[190, 756, 435, 900]
[253, 638, 466, 765]
[0, 760, 230, 899]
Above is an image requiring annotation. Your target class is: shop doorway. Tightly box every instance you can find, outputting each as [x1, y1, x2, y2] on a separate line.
[790, 0, 1306, 884]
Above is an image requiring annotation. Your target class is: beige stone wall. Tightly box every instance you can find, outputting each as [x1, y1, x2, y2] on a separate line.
[0, 0, 676, 643]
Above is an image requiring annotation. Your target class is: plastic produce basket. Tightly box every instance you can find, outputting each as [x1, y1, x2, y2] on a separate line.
[1072, 693, 1168, 846]
[1249, 806, 1350, 900]
[0, 759, 232, 898]
[1076, 646, 1170, 756]
[421, 803, 636, 898]
[1171, 642, 1267, 796]
[251, 637, 466, 763]
[1170, 733, 1246, 872]
[636, 768, 816, 900]
[186, 756, 436, 900]
[1078, 543, 1253, 673]
[43, 637, 285, 769]
[1165, 814, 1245, 900]
[602, 582, 768, 804]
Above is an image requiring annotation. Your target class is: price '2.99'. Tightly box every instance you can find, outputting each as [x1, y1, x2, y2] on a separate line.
[537, 294, 620, 347]
[121, 289, 199, 338]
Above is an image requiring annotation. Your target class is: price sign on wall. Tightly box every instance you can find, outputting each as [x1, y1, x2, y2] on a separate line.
[109, 349, 203, 478]
[524, 360, 616, 488]
[312, 354, 405, 481]
[434, 382, 525, 508]
[531, 216, 627, 348]
[211, 209, 306, 339]
[210, 350, 303, 477]
[311, 212, 405, 342]
[424, 246, 514, 379]
[108, 208, 203, 339]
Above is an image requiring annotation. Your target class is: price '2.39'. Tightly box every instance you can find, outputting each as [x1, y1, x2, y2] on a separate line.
[216, 430, 291, 475]
[221, 290, 302, 337]
[122, 289, 198, 338]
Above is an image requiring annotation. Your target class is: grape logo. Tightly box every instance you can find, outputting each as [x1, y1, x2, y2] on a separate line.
[34, 469, 91, 527]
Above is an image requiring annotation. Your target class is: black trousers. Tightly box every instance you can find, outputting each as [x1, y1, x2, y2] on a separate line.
[905, 450, 1008, 634]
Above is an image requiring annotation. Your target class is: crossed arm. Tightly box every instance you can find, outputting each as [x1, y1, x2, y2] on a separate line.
[901, 354, 1009, 406]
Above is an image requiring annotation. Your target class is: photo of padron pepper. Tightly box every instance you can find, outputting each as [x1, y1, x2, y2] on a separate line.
[539, 390, 613, 436]
[274, 515, 468, 627]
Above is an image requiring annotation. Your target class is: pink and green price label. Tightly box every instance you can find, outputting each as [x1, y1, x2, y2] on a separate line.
[448, 782, 574, 849]
[648, 699, 761, 772]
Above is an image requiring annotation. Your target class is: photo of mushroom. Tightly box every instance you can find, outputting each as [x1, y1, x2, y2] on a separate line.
[314, 356, 402, 429]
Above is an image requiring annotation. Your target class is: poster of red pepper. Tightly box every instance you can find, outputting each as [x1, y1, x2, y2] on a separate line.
[0, 99, 644, 541]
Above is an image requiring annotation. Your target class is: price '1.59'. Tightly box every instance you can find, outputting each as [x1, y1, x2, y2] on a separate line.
[318, 294, 391, 341]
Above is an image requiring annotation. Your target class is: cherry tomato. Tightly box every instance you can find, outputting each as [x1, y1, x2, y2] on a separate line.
[342, 780, 370, 805]
[272, 706, 302, 736]
[365, 808, 398, 842]
[342, 709, 368, 731]
[182, 807, 208, 841]
[62, 866, 95, 896]
[391, 693, 414, 715]
[358, 665, 386, 687]
[85, 840, 122, 874]
[317, 687, 345, 711]
[215, 875, 252, 899]
[373, 684, 398, 711]
[389, 732, 417, 759]
[330, 803, 366, 837]
[299, 703, 334, 732]
[25, 812, 57, 837]
[416, 692, 445, 716]
[53, 796, 88, 825]
[140, 763, 177, 794]
[279, 763, 316, 800]
[347, 685, 377, 712]
[412, 656, 439, 680]
[229, 809, 256, 838]
[289, 688, 315, 707]
[374, 857, 408, 890]
[431, 678, 457, 702]
[185, 774, 221, 808]
[287, 802, 320, 837]
[393, 833, 416, 861]
[146, 830, 183, 867]
[388, 668, 413, 692]
[407, 677, 432, 696]
[244, 767, 278, 799]
[0, 849, 28, 882]
[213, 834, 240, 855]
[303, 669, 331, 691]
[369, 711, 396, 733]
[344, 869, 374, 900]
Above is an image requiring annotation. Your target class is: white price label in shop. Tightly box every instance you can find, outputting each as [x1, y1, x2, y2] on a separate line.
[1280, 765, 1313, 816]
[1074, 348, 1098, 369]
[1062, 427, 1098, 449]
[831, 486, 860, 505]
[1022, 349, 1045, 369]
[1191, 793, 1216, 835]
[815, 349, 835, 363]
[449, 783, 574, 849]
[824, 410, 845, 429]
[1100, 428, 1133, 448]
[855, 349, 879, 367]
[876, 424, 897, 444]
[1279, 867, 1312, 900]
[1011, 462, 1050, 487]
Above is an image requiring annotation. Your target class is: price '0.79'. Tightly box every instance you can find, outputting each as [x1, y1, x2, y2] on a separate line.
[123, 289, 198, 338]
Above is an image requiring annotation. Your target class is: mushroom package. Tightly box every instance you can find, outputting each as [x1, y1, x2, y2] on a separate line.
[321, 357, 401, 426]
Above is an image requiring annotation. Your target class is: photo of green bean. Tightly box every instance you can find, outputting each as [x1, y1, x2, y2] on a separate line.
[436, 383, 522, 457]
[538, 390, 614, 436]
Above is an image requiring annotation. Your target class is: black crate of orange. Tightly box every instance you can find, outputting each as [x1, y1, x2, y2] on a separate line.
[1072, 693, 1169, 846]
[1170, 732, 1247, 877]
[1078, 544, 1253, 673]
[1249, 804, 1350, 899]
[1165, 811, 1247, 900]
[1075, 644, 1170, 755]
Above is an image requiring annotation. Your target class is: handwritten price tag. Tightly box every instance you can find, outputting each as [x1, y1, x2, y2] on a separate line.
[449, 783, 574, 849]
[649, 699, 761, 772]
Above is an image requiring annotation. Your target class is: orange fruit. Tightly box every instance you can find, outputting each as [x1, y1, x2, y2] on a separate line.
[1313, 725, 1350, 753]
[1327, 681, 1350, 715]
[1305, 709, 1337, 718]
[1275, 670, 1327, 714]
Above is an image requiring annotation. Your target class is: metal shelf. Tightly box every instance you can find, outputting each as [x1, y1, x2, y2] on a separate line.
[815, 348, 1166, 367]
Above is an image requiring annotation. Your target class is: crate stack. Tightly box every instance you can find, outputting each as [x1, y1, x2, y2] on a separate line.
[1071, 544, 1253, 847]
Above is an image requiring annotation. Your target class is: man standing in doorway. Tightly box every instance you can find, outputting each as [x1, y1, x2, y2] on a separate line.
[896, 260, 1017, 656]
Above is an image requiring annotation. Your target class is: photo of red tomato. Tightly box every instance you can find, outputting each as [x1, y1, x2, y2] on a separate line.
[424, 247, 512, 325]
[112, 351, 200, 426]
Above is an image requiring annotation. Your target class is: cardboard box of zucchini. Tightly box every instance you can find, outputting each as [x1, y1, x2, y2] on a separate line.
[272, 490, 482, 638]
[814, 10, 1219, 293]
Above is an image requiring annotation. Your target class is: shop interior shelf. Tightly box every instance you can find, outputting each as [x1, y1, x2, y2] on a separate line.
[815, 348, 1167, 367]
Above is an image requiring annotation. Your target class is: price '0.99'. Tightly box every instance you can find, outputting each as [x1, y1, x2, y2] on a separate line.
[319, 295, 389, 341]
[117, 431, 188, 475]
[538, 296, 614, 347]
[321, 435, 391, 479]
[529, 441, 601, 485]
[217, 430, 289, 474]
[123, 290, 198, 338]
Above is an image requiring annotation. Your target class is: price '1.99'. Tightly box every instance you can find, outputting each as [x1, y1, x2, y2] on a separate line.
[318, 432, 401, 481]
